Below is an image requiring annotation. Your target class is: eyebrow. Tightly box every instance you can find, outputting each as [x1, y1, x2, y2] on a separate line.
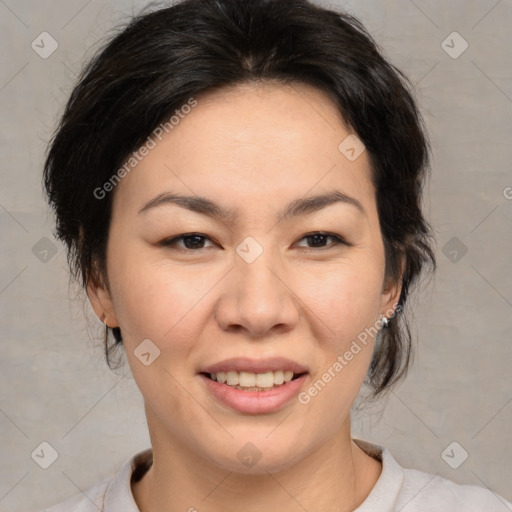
[138, 189, 366, 222]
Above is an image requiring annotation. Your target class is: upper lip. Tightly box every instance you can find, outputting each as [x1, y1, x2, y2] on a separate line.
[199, 357, 309, 375]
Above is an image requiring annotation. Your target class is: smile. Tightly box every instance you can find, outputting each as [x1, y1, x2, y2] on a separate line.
[199, 372, 309, 414]
[204, 370, 304, 390]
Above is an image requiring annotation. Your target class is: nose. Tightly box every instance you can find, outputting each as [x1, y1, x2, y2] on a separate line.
[214, 248, 300, 338]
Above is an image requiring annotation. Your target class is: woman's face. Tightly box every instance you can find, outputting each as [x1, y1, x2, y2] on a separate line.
[89, 82, 400, 473]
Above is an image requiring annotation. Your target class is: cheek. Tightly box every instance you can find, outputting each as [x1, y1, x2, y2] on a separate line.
[291, 258, 383, 409]
[108, 246, 383, 352]
[297, 259, 384, 340]
[109, 255, 208, 415]
[107, 243, 212, 342]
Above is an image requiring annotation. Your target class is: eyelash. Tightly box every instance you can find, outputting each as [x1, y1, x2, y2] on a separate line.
[159, 232, 351, 252]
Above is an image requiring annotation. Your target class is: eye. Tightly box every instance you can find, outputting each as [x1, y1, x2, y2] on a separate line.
[159, 231, 350, 252]
[295, 232, 350, 250]
[159, 233, 216, 250]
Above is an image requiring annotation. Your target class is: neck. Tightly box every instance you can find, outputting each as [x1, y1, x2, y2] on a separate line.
[132, 418, 382, 512]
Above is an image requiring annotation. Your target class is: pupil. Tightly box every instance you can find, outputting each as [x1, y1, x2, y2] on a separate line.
[184, 235, 204, 249]
[309, 234, 326, 247]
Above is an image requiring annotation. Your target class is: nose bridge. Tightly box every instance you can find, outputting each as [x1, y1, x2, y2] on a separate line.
[236, 236, 284, 311]
[216, 236, 299, 336]
[237, 242, 279, 300]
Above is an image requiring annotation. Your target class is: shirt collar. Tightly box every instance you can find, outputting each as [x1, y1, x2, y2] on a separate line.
[103, 439, 404, 511]
[353, 438, 405, 511]
[103, 448, 152, 511]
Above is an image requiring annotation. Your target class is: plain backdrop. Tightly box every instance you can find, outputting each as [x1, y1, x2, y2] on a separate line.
[0, 0, 511, 510]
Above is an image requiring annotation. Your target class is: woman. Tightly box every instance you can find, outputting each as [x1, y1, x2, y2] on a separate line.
[38, 0, 511, 510]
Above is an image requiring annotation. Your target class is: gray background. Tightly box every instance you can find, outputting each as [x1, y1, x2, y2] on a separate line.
[1, 0, 511, 510]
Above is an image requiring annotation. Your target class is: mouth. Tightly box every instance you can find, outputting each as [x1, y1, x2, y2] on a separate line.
[200, 370, 307, 391]
[199, 370, 309, 414]
[198, 356, 309, 412]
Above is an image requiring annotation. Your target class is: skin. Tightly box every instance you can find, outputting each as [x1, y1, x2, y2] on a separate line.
[88, 81, 402, 512]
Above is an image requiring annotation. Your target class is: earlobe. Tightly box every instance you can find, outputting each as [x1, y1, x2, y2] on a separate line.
[86, 276, 120, 328]
[383, 278, 402, 311]
[378, 280, 402, 329]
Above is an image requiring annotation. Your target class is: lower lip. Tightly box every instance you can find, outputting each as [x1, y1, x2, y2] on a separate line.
[199, 373, 308, 414]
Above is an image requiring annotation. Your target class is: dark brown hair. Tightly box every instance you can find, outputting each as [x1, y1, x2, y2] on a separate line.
[43, 0, 436, 399]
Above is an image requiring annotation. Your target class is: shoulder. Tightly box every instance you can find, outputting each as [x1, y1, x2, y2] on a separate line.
[34, 477, 110, 512]
[398, 463, 512, 511]
[33, 448, 152, 512]
[353, 438, 512, 512]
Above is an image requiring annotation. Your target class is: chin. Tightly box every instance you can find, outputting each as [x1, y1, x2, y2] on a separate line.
[210, 450, 305, 475]
[200, 432, 314, 475]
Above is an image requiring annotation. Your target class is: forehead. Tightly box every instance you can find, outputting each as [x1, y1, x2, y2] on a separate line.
[112, 81, 375, 220]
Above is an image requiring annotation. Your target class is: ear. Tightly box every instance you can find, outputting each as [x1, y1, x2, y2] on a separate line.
[380, 256, 405, 318]
[86, 269, 120, 328]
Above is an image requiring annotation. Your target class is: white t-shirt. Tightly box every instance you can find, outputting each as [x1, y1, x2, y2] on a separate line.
[36, 438, 512, 511]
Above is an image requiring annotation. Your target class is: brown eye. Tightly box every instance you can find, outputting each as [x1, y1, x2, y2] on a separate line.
[160, 233, 215, 250]
[296, 232, 350, 250]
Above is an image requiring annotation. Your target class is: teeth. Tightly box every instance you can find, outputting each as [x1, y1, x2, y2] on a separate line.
[240, 371, 256, 387]
[273, 370, 284, 385]
[255, 372, 273, 388]
[209, 370, 298, 388]
[226, 371, 238, 386]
